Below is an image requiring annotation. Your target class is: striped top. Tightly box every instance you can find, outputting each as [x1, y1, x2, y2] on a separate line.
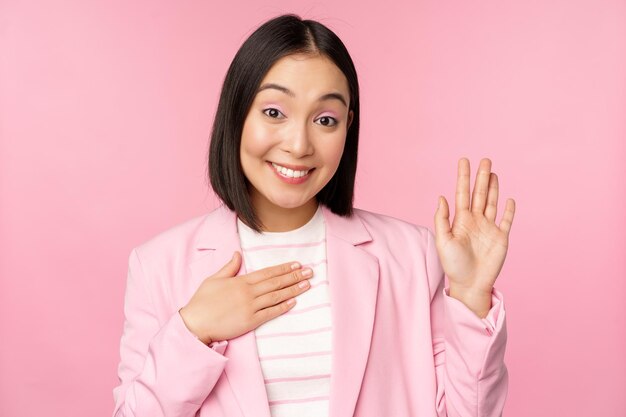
[236, 204, 332, 417]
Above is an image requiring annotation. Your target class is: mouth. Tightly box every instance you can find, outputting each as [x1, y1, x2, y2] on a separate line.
[268, 161, 315, 179]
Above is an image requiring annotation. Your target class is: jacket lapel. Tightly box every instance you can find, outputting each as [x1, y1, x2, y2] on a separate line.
[188, 204, 380, 417]
[188, 204, 272, 417]
[322, 205, 380, 417]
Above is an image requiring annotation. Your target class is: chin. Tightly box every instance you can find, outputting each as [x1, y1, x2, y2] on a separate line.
[269, 195, 312, 210]
[272, 200, 308, 210]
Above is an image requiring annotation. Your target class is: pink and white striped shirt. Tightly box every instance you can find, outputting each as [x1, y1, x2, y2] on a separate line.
[236, 204, 331, 417]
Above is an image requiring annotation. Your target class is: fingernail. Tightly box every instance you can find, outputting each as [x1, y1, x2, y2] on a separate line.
[291, 262, 301, 270]
[302, 268, 313, 277]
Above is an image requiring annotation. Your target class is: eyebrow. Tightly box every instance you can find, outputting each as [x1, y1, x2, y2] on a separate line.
[256, 83, 349, 108]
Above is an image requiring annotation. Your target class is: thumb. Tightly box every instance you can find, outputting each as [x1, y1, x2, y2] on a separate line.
[213, 251, 242, 278]
[434, 196, 452, 242]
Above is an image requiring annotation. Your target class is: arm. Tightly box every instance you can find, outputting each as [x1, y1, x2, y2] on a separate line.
[112, 249, 229, 417]
[426, 229, 509, 417]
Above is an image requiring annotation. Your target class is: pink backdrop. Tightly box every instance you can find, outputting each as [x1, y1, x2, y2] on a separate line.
[1, 1, 624, 416]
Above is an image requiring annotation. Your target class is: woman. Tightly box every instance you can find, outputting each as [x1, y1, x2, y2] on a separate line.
[112, 13, 515, 417]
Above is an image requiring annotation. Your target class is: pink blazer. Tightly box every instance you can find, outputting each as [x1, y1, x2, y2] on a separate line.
[112, 204, 508, 417]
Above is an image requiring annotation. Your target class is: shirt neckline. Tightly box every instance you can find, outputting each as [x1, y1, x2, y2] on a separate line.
[236, 204, 325, 244]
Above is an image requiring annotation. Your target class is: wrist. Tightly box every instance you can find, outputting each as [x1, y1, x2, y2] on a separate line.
[178, 307, 213, 345]
[448, 285, 493, 318]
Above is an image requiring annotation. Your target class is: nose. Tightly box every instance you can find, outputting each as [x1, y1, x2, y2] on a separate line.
[280, 120, 314, 158]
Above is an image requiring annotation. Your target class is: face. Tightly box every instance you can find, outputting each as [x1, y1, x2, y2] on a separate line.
[240, 53, 354, 215]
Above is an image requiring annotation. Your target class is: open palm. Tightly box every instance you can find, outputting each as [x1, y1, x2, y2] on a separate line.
[434, 158, 516, 294]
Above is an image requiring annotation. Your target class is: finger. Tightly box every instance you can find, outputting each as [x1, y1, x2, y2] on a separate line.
[484, 173, 499, 222]
[212, 251, 243, 278]
[498, 198, 516, 236]
[434, 195, 453, 242]
[251, 267, 313, 298]
[252, 275, 310, 311]
[455, 157, 471, 212]
[470, 158, 492, 214]
[252, 297, 298, 328]
[245, 260, 302, 284]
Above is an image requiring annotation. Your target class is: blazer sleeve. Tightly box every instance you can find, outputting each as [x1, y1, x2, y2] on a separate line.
[425, 229, 509, 417]
[112, 248, 230, 417]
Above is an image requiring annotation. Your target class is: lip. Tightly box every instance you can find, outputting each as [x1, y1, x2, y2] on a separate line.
[268, 161, 313, 171]
[266, 161, 315, 184]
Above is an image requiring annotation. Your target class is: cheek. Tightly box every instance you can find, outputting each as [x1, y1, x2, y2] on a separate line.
[241, 118, 275, 159]
[324, 135, 347, 166]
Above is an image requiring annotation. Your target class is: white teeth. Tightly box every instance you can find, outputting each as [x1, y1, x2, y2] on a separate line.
[272, 162, 310, 178]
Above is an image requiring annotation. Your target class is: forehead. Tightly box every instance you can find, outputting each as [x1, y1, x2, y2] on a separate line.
[258, 53, 350, 99]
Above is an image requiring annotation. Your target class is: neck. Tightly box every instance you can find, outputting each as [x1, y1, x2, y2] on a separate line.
[251, 197, 319, 232]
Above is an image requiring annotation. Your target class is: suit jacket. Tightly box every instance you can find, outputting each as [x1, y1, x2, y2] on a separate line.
[112, 203, 508, 417]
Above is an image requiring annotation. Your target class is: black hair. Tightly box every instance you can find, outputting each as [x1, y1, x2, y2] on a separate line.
[207, 13, 360, 232]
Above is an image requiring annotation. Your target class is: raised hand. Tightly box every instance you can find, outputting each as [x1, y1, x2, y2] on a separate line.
[433, 157, 515, 318]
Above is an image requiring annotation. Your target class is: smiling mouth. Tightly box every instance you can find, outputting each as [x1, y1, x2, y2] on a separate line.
[269, 161, 315, 179]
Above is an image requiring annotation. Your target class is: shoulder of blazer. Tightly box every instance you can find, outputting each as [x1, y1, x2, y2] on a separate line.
[352, 207, 432, 245]
[353, 208, 438, 294]
[131, 203, 235, 264]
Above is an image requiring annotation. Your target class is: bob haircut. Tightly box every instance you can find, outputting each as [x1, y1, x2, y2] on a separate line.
[207, 13, 360, 232]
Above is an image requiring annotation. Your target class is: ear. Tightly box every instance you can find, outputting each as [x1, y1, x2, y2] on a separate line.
[347, 110, 354, 130]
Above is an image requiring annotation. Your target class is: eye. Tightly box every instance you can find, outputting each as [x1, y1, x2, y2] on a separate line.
[262, 108, 285, 119]
[315, 116, 338, 127]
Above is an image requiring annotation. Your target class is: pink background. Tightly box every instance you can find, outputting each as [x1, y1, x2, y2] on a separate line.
[1, 1, 624, 416]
